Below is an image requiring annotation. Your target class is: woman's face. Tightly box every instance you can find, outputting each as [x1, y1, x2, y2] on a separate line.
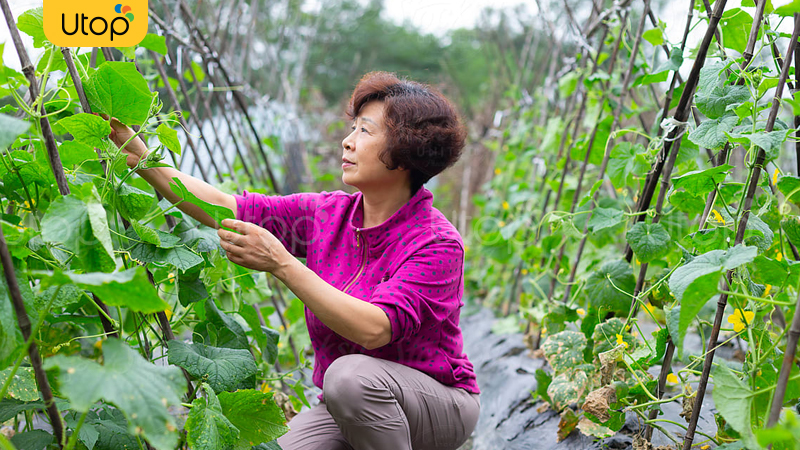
[341, 100, 408, 190]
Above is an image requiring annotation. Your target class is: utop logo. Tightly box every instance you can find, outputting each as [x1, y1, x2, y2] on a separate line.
[43, 0, 148, 47]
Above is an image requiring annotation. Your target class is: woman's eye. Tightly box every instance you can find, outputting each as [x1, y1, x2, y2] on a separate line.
[361, 127, 369, 133]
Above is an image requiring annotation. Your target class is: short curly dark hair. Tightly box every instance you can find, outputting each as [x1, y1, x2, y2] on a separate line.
[345, 71, 467, 195]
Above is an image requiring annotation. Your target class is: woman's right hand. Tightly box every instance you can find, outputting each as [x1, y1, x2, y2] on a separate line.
[103, 114, 149, 169]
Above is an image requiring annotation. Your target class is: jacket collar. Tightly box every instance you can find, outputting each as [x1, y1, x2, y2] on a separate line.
[347, 186, 433, 254]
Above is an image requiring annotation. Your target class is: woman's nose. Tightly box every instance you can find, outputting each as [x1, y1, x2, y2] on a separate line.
[342, 132, 354, 151]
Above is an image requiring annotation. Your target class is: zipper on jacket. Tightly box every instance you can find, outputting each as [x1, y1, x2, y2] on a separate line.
[343, 228, 367, 294]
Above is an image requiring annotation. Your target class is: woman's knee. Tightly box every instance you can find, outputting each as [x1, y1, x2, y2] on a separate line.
[323, 354, 385, 420]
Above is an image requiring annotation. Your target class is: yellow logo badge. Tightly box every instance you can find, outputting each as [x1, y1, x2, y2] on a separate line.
[43, 0, 148, 47]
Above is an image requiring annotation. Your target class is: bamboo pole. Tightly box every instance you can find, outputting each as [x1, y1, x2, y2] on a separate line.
[682, 13, 800, 450]
[0, 226, 65, 447]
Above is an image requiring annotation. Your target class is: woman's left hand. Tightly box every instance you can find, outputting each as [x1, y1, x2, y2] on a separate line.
[217, 219, 292, 274]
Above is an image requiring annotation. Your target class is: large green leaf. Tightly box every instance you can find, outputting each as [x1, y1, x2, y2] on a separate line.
[778, 176, 800, 204]
[43, 339, 186, 450]
[36, 267, 170, 314]
[84, 62, 155, 126]
[688, 114, 738, 150]
[138, 34, 168, 55]
[588, 207, 625, 232]
[124, 226, 204, 272]
[727, 129, 790, 162]
[607, 142, 649, 189]
[52, 114, 111, 148]
[114, 183, 155, 221]
[696, 84, 750, 119]
[41, 192, 116, 273]
[169, 177, 234, 228]
[668, 245, 757, 351]
[10, 430, 52, 450]
[59, 141, 99, 167]
[713, 364, 754, 441]
[671, 164, 733, 197]
[584, 260, 636, 315]
[194, 298, 249, 350]
[626, 222, 671, 263]
[155, 124, 182, 156]
[542, 330, 587, 373]
[185, 384, 239, 450]
[218, 390, 289, 449]
[16, 8, 47, 48]
[0, 115, 30, 149]
[750, 255, 800, 288]
[168, 341, 257, 393]
[719, 8, 753, 54]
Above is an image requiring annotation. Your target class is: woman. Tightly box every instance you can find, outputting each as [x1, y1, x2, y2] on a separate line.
[109, 71, 480, 450]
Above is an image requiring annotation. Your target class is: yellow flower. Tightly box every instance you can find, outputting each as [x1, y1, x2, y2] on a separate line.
[94, 339, 104, 351]
[727, 309, 755, 333]
[701, 445, 710, 450]
[710, 209, 725, 224]
[667, 373, 678, 384]
[616, 334, 629, 349]
[763, 284, 772, 297]
[642, 302, 655, 316]
[168, 272, 175, 284]
[164, 308, 173, 321]
[502, 201, 509, 210]
[499, 220, 506, 227]
[542, 327, 547, 336]
[777, 251, 783, 262]
[494, 168, 502, 175]
[260, 383, 272, 394]
[577, 308, 586, 317]
[773, 168, 780, 186]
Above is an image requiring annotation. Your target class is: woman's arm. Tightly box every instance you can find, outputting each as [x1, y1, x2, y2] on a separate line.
[274, 258, 392, 350]
[217, 218, 392, 349]
[107, 117, 235, 229]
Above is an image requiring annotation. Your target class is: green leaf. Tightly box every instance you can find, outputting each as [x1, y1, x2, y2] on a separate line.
[168, 341, 257, 393]
[751, 255, 800, 288]
[588, 207, 625, 232]
[743, 214, 774, 252]
[783, 216, 800, 248]
[84, 62, 155, 126]
[88, 407, 140, 450]
[668, 245, 758, 349]
[10, 430, 52, 450]
[775, 0, 800, 15]
[642, 28, 664, 46]
[542, 330, 587, 373]
[169, 177, 234, 228]
[734, 129, 790, 162]
[626, 222, 671, 263]
[592, 318, 635, 355]
[218, 390, 289, 448]
[59, 141, 99, 167]
[713, 364, 754, 439]
[607, 142, 649, 189]
[0, 367, 38, 401]
[139, 34, 168, 55]
[719, 8, 753, 54]
[177, 270, 210, 307]
[194, 298, 249, 350]
[16, 8, 47, 48]
[585, 260, 636, 315]
[778, 175, 800, 205]
[185, 384, 239, 450]
[114, 183, 155, 222]
[41, 192, 116, 273]
[652, 47, 683, 73]
[696, 84, 751, 119]
[0, 115, 30, 149]
[36, 267, 170, 314]
[183, 60, 206, 83]
[558, 72, 580, 98]
[688, 114, 738, 150]
[53, 114, 112, 148]
[671, 164, 733, 196]
[125, 230, 204, 272]
[43, 339, 186, 450]
[155, 124, 182, 156]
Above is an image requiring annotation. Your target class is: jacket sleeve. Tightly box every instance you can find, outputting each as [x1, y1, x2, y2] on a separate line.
[233, 190, 330, 258]
[368, 238, 464, 345]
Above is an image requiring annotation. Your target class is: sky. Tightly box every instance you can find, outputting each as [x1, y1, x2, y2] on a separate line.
[0, 0, 793, 71]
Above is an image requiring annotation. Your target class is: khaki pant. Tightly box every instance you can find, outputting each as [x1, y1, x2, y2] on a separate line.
[277, 354, 481, 450]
